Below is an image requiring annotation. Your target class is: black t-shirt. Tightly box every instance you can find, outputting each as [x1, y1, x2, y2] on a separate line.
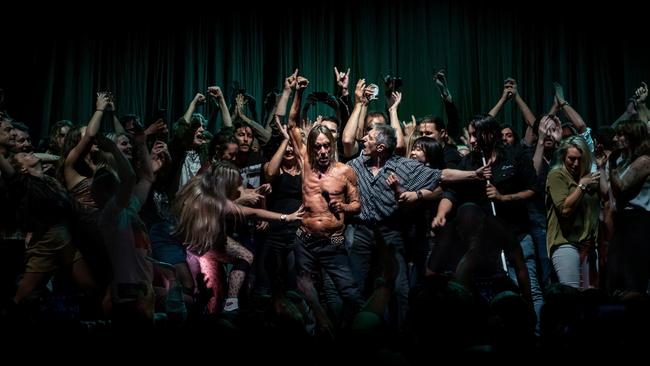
[447, 145, 538, 236]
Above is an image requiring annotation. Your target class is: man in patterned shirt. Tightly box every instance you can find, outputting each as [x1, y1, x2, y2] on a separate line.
[347, 124, 490, 328]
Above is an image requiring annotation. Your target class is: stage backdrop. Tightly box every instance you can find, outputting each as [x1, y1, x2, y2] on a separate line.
[1, 0, 647, 142]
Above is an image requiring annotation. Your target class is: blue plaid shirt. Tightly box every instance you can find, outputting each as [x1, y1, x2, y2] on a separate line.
[348, 154, 441, 222]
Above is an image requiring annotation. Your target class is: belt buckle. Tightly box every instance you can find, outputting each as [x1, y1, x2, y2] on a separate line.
[331, 235, 344, 247]
[297, 227, 311, 241]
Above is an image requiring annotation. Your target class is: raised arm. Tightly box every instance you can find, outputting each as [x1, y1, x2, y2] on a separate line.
[95, 134, 136, 209]
[183, 93, 206, 125]
[435, 70, 461, 141]
[533, 116, 561, 174]
[335, 67, 354, 130]
[488, 78, 515, 117]
[289, 76, 308, 128]
[512, 80, 537, 127]
[341, 79, 366, 157]
[207, 86, 232, 129]
[554, 82, 586, 134]
[64, 93, 110, 189]
[276, 69, 298, 118]
[132, 130, 154, 210]
[388, 91, 405, 153]
[112, 115, 126, 134]
[235, 94, 272, 144]
[264, 117, 291, 182]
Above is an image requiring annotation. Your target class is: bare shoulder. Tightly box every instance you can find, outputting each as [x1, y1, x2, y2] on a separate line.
[334, 163, 357, 183]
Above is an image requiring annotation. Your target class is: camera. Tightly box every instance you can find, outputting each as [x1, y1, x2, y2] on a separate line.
[384, 75, 403, 91]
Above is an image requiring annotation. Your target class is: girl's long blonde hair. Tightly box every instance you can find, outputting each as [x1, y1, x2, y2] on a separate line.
[171, 161, 242, 254]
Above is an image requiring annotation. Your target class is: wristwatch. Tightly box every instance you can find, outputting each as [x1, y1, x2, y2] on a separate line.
[280, 214, 287, 222]
[578, 183, 587, 191]
[416, 190, 424, 200]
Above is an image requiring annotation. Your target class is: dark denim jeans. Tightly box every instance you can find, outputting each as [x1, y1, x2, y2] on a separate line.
[348, 222, 410, 329]
[294, 233, 364, 316]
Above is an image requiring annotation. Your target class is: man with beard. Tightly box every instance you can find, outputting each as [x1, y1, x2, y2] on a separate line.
[290, 123, 364, 331]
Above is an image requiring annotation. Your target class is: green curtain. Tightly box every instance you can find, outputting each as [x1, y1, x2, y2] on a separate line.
[2, 0, 646, 142]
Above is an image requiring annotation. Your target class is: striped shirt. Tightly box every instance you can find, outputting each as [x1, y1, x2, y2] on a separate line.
[348, 154, 441, 222]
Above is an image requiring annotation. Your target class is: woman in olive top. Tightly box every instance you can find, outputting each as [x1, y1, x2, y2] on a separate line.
[546, 136, 606, 289]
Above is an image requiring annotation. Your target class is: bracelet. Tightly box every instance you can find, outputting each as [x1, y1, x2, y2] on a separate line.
[559, 101, 570, 108]
[97, 109, 105, 112]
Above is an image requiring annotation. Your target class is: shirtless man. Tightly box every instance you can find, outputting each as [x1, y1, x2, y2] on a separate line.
[290, 119, 364, 328]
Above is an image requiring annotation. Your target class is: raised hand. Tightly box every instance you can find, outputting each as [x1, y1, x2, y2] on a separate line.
[193, 93, 206, 105]
[434, 69, 452, 101]
[284, 69, 298, 90]
[364, 83, 379, 101]
[503, 77, 517, 99]
[96, 92, 112, 112]
[207, 86, 223, 99]
[354, 79, 367, 105]
[388, 91, 402, 111]
[404, 115, 416, 136]
[633, 81, 648, 105]
[296, 76, 310, 90]
[334, 66, 350, 90]
[274, 116, 290, 140]
[553, 82, 567, 106]
[145, 119, 168, 136]
[548, 115, 563, 142]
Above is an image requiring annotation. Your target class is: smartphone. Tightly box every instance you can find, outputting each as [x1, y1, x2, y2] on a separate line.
[154, 108, 169, 142]
[155, 108, 167, 122]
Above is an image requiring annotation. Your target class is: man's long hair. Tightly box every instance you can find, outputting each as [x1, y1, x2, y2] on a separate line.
[306, 125, 336, 171]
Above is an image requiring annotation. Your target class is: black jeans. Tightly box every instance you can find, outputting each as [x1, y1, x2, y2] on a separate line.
[294, 233, 364, 316]
[348, 222, 410, 328]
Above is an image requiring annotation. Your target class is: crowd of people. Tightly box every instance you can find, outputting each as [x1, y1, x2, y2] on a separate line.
[0, 68, 649, 359]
